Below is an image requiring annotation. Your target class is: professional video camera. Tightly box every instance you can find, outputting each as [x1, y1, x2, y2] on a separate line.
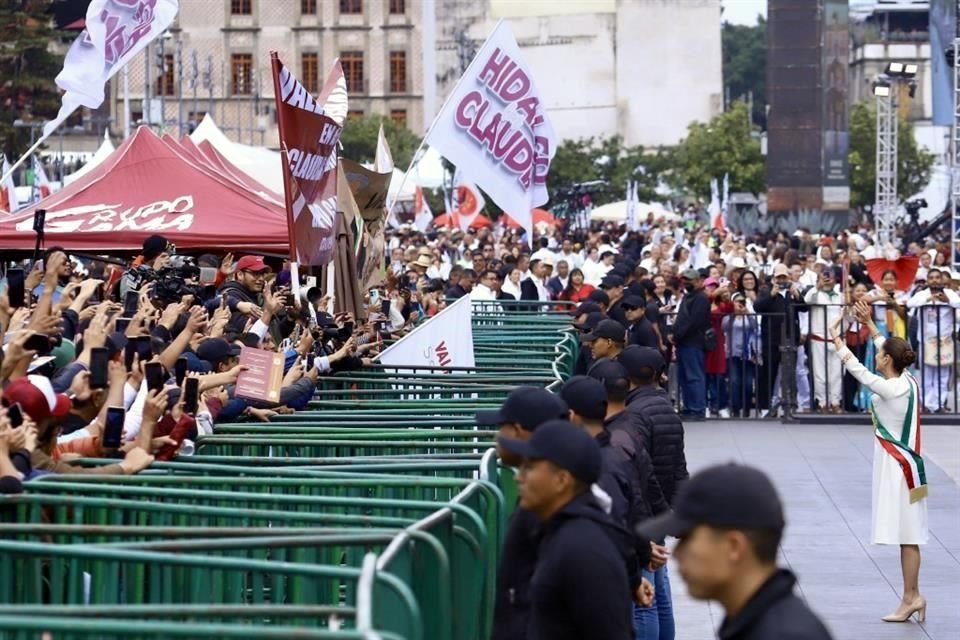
[126, 256, 204, 305]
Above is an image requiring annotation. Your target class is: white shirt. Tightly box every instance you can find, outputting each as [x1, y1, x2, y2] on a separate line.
[906, 288, 960, 343]
[531, 247, 557, 264]
[803, 286, 843, 338]
[559, 250, 583, 270]
[582, 259, 609, 287]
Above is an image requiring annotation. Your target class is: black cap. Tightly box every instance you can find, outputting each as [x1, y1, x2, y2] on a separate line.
[622, 294, 646, 309]
[142, 234, 171, 262]
[587, 358, 630, 395]
[588, 290, 610, 306]
[196, 337, 242, 365]
[611, 264, 631, 277]
[618, 345, 665, 378]
[559, 376, 607, 421]
[636, 463, 786, 540]
[627, 282, 647, 297]
[573, 311, 606, 332]
[498, 419, 602, 485]
[582, 319, 626, 343]
[476, 386, 568, 431]
[600, 274, 625, 289]
[570, 302, 602, 317]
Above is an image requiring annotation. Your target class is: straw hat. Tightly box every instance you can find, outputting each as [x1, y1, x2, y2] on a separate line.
[408, 255, 432, 269]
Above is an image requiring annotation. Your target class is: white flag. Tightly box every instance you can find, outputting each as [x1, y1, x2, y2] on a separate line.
[414, 186, 433, 232]
[718, 172, 730, 231]
[377, 295, 475, 369]
[1, 157, 19, 214]
[452, 168, 485, 232]
[43, 0, 180, 138]
[374, 124, 394, 174]
[425, 21, 555, 245]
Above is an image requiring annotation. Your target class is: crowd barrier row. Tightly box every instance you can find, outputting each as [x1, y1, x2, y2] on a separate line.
[0, 302, 577, 639]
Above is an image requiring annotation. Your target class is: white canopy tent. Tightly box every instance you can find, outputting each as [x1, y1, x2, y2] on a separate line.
[590, 200, 679, 223]
[190, 115, 285, 194]
[63, 130, 115, 185]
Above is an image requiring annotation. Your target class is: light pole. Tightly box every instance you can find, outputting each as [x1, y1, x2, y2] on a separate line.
[871, 62, 918, 250]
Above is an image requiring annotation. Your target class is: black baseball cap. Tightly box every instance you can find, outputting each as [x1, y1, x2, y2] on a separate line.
[196, 337, 242, 366]
[582, 319, 626, 343]
[622, 294, 646, 309]
[587, 358, 630, 395]
[618, 345, 665, 378]
[574, 311, 606, 332]
[600, 274, 625, 289]
[498, 419, 602, 484]
[476, 386, 568, 431]
[570, 302, 602, 317]
[559, 376, 607, 421]
[611, 264, 631, 277]
[636, 463, 786, 540]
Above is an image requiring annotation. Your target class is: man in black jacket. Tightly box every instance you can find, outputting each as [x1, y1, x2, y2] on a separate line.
[499, 420, 635, 640]
[478, 387, 570, 640]
[638, 464, 833, 640]
[671, 268, 711, 418]
[752, 263, 806, 416]
[623, 294, 658, 348]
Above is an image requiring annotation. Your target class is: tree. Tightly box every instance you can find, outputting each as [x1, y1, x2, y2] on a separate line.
[339, 115, 421, 169]
[722, 16, 767, 129]
[546, 135, 668, 207]
[848, 101, 935, 209]
[0, 1, 64, 159]
[669, 101, 765, 197]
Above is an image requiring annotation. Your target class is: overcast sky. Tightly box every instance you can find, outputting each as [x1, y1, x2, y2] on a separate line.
[723, 0, 767, 25]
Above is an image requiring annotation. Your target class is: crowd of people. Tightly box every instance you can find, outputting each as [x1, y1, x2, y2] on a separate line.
[387, 216, 960, 419]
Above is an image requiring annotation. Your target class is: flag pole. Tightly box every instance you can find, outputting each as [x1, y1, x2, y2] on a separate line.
[0, 135, 52, 188]
[385, 19, 505, 218]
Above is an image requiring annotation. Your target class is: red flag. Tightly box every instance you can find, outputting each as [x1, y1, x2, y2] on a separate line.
[271, 52, 345, 266]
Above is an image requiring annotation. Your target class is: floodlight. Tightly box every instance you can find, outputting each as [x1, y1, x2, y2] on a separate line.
[872, 77, 891, 97]
[903, 63, 919, 77]
[885, 62, 905, 75]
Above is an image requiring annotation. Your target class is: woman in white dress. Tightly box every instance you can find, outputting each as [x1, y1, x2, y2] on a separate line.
[830, 301, 929, 623]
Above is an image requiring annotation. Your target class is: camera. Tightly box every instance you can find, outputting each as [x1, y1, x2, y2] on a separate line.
[127, 257, 204, 305]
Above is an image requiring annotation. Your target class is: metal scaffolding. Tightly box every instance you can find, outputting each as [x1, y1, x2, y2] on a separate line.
[875, 88, 899, 249]
[953, 35, 960, 269]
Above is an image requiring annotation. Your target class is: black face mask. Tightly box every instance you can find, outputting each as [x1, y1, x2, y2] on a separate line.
[684, 283, 696, 294]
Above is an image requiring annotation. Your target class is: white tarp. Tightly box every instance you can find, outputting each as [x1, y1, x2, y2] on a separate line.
[64, 131, 115, 185]
[190, 114, 284, 194]
[591, 200, 679, 223]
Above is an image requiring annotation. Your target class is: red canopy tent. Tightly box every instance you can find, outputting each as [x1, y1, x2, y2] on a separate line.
[503, 208, 558, 229]
[0, 126, 289, 254]
[432, 213, 494, 230]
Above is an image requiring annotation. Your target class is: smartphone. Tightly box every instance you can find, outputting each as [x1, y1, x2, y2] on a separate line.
[103, 406, 125, 449]
[123, 291, 140, 318]
[89, 348, 110, 389]
[6, 268, 25, 308]
[24, 333, 51, 356]
[134, 336, 153, 361]
[6, 403, 23, 429]
[306, 353, 316, 371]
[183, 377, 199, 415]
[369, 288, 380, 304]
[174, 357, 188, 387]
[115, 317, 131, 334]
[198, 267, 218, 284]
[145, 362, 165, 393]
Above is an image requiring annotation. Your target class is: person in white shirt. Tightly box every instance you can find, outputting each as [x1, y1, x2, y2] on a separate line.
[905, 268, 960, 412]
[581, 248, 610, 287]
[530, 237, 557, 265]
[558, 238, 583, 270]
[470, 268, 503, 312]
[804, 269, 844, 412]
[501, 267, 523, 300]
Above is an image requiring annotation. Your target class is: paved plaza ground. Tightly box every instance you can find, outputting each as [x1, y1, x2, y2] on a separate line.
[670, 420, 960, 640]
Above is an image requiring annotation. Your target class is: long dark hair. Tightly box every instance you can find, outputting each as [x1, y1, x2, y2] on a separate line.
[737, 270, 758, 293]
[563, 268, 586, 297]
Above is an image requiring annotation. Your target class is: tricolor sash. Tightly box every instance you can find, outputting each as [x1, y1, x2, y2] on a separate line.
[870, 374, 928, 503]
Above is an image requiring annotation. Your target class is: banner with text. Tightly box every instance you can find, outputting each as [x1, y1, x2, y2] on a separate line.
[271, 52, 345, 266]
[377, 295, 475, 370]
[425, 21, 555, 243]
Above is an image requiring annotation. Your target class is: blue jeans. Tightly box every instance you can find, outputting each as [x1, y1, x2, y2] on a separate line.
[677, 345, 706, 416]
[706, 373, 728, 412]
[728, 357, 756, 414]
[633, 565, 675, 640]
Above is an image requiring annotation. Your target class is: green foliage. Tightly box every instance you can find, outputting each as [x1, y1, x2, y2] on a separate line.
[546, 135, 669, 206]
[722, 16, 767, 128]
[0, 1, 64, 158]
[669, 101, 765, 197]
[339, 114, 421, 169]
[847, 101, 935, 209]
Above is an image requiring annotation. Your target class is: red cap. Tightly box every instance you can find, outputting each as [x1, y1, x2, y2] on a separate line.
[3, 375, 72, 422]
[235, 255, 270, 273]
